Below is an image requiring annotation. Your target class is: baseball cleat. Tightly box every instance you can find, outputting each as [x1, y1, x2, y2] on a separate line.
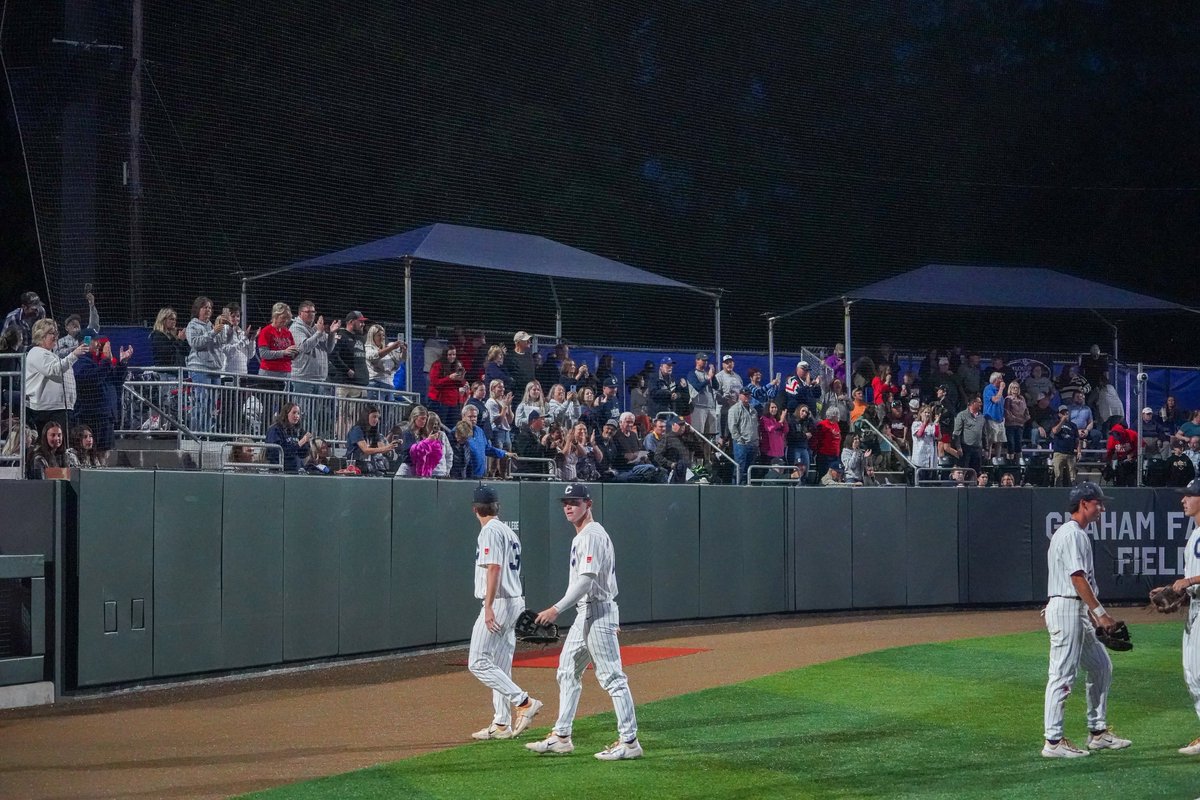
[525, 733, 574, 754]
[1041, 738, 1089, 758]
[512, 697, 543, 737]
[1179, 736, 1200, 755]
[471, 723, 513, 741]
[595, 738, 644, 761]
[1087, 729, 1131, 750]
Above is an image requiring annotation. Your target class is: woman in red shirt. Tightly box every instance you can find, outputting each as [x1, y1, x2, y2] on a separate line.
[427, 346, 468, 427]
[256, 303, 297, 380]
[872, 365, 899, 411]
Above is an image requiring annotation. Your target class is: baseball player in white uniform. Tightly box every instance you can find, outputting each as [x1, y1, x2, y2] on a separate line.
[467, 484, 543, 740]
[526, 482, 642, 760]
[1041, 481, 1131, 758]
[1170, 478, 1200, 755]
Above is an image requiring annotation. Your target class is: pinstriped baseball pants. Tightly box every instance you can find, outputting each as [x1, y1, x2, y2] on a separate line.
[553, 600, 638, 741]
[1183, 603, 1200, 721]
[468, 597, 527, 727]
[1043, 596, 1112, 740]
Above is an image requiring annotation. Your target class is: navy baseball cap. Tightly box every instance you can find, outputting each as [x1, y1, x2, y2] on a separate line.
[526, 409, 541, 421]
[1069, 481, 1112, 505]
[561, 483, 591, 501]
[828, 460, 844, 472]
[473, 484, 499, 503]
[1179, 478, 1200, 497]
[603, 375, 619, 388]
[660, 356, 675, 365]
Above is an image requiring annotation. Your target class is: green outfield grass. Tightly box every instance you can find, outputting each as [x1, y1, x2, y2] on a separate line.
[246, 623, 1200, 800]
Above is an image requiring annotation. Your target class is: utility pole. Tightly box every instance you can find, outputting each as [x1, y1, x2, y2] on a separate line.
[129, 0, 144, 321]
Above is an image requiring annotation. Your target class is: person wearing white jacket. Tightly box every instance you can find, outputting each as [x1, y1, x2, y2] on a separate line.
[910, 404, 941, 471]
[24, 318, 88, 438]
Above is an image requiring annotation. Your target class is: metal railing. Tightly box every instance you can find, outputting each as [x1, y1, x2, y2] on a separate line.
[747, 463, 801, 486]
[118, 367, 420, 450]
[219, 441, 285, 472]
[852, 416, 918, 479]
[510, 456, 557, 480]
[915, 467, 979, 487]
[654, 411, 740, 484]
[0, 353, 27, 480]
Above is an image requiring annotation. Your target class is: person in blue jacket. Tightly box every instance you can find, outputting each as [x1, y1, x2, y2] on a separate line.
[72, 337, 132, 462]
[265, 401, 313, 472]
[460, 404, 513, 478]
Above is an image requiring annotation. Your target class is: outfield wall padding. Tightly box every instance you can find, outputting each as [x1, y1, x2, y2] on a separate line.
[24, 473, 1195, 691]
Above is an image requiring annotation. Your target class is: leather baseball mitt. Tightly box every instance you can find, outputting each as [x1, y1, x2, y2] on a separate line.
[1150, 585, 1188, 614]
[1095, 620, 1133, 652]
[515, 610, 560, 645]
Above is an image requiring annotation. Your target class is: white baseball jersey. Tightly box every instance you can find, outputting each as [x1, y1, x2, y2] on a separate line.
[1046, 519, 1096, 599]
[1185, 525, 1200, 595]
[570, 521, 618, 603]
[1182, 522, 1200, 723]
[475, 519, 523, 600]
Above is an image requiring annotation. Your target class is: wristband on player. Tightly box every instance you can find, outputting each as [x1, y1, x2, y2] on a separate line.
[1092, 604, 1107, 619]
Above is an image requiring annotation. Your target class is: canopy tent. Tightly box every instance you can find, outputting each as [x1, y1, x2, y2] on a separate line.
[766, 264, 1195, 386]
[245, 223, 719, 390]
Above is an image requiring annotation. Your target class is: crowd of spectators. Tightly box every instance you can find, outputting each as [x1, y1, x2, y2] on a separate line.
[4, 289, 1200, 488]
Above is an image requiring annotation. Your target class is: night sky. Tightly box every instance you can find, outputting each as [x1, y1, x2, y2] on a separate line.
[2, 2, 1197, 361]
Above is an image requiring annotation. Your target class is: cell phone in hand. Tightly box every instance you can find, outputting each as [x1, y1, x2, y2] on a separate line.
[83, 335, 92, 346]
[83, 283, 92, 295]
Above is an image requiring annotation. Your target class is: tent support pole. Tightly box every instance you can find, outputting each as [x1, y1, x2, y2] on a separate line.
[404, 256, 413, 393]
[843, 297, 853, 386]
[549, 277, 562, 341]
[240, 277, 247, 326]
[1136, 363, 1145, 488]
[767, 316, 776, 379]
[714, 292, 722, 365]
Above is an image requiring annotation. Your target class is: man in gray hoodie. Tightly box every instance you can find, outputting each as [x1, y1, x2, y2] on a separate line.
[289, 300, 340, 394]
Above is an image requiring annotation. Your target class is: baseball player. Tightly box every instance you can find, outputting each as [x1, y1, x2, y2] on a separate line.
[467, 484, 543, 740]
[1041, 481, 1131, 758]
[526, 483, 642, 760]
[1171, 478, 1200, 755]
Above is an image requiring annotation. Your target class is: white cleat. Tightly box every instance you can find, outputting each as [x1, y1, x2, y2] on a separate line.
[1179, 736, 1200, 755]
[595, 738, 644, 761]
[1042, 738, 1089, 758]
[512, 697, 543, 737]
[525, 732, 574, 755]
[471, 723, 513, 741]
[1087, 729, 1131, 750]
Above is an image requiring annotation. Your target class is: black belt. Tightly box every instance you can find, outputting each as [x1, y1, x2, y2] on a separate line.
[1049, 594, 1080, 599]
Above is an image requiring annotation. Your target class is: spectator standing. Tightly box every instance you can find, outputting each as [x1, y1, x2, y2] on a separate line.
[73, 338, 132, 459]
[713, 355, 744, 432]
[365, 324, 407, 400]
[289, 300, 339, 393]
[265, 402, 313, 473]
[560, 421, 602, 482]
[932, 357, 960, 417]
[218, 302, 257, 376]
[627, 374, 650, 424]
[957, 353, 983, 407]
[461, 404, 512, 478]
[1003, 381, 1030, 462]
[505, 332, 537, 396]
[594, 376, 622, 430]
[185, 296, 226, 432]
[872, 366, 900, 412]
[785, 360, 819, 416]
[1049, 404, 1081, 486]
[648, 357, 683, 418]
[1055, 364, 1091, 407]
[849, 387, 870, 424]
[823, 343, 846, 384]
[726, 388, 758, 485]
[953, 396, 987, 475]
[483, 345, 512, 395]
[150, 307, 189, 368]
[24, 319, 86, 437]
[485, 379, 515, 455]
[757, 400, 788, 471]
[786, 404, 815, 479]
[1104, 423, 1139, 486]
[746, 367, 781, 415]
[330, 311, 371, 435]
[425, 412, 454, 478]
[686, 353, 719, 437]
[408, 419, 445, 478]
[911, 405, 940, 471]
[1095, 383, 1125, 431]
[55, 289, 100, 357]
[1080, 345, 1109, 404]
[256, 303, 298, 380]
[1, 291, 46, 353]
[546, 384, 581, 430]
[427, 345, 469, 427]
[1023, 364, 1055, 409]
[981, 372, 1008, 461]
[514, 380, 548, 428]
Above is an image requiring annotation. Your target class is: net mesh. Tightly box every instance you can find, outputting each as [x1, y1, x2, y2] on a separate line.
[3, 2, 1199, 358]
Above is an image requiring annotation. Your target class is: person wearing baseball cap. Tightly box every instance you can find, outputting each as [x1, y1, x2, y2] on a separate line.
[714, 354, 744, 431]
[467, 482, 543, 741]
[504, 331, 536, 393]
[1042, 480, 1129, 758]
[2, 290, 48, 353]
[1167, 440, 1197, 487]
[1172, 478, 1200, 754]
[1049, 403, 1081, 486]
[684, 352, 719, 438]
[526, 481, 642, 760]
[820, 459, 851, 486]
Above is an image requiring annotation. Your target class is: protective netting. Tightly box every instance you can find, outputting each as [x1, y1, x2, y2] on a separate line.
[4, 2, 1199, 358]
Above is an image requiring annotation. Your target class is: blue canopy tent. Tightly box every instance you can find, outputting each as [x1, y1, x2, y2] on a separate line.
[766, 264, 1194, 381]
[244, 223, 719, 390]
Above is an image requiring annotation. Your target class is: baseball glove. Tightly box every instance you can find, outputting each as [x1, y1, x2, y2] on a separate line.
[1150, 585, 1189, 614]
[1095, 620, 1133, 652]
[515, 610, 560, 645]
